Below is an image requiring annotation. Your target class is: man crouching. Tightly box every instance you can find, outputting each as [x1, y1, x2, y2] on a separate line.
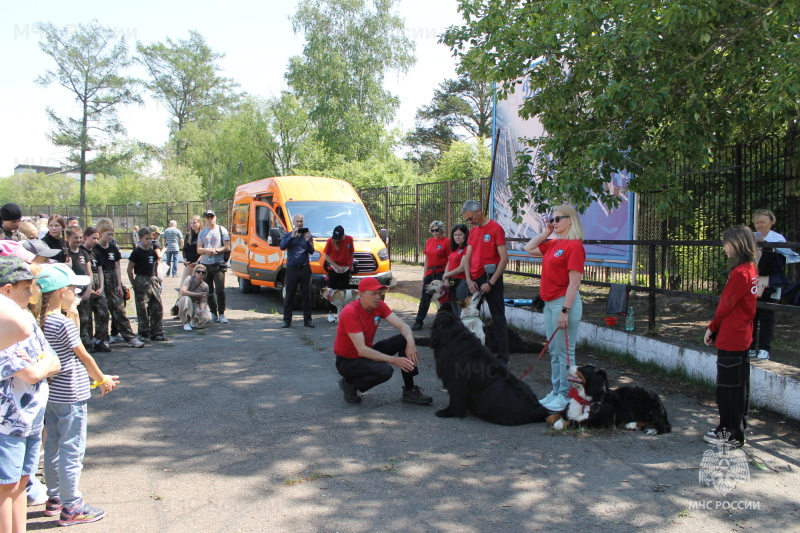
[334, 277, 433, 405]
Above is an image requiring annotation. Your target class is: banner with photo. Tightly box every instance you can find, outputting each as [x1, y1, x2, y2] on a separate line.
[491, 75, 635, 266]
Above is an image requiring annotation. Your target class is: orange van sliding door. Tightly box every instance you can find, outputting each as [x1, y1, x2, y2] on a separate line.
[247, 202, 286, 286]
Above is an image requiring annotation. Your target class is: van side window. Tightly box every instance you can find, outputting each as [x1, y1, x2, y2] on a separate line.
[255, 205, 272, 241]
[233, 203, 249, 235]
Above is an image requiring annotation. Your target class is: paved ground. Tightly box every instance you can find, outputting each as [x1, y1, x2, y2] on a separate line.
[26, 266, 800, 532]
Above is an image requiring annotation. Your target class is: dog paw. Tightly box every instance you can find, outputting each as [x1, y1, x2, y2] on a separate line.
[645, 428, 658, 436]
[624, 422, 637, 430]
[552, 419, 565, 430]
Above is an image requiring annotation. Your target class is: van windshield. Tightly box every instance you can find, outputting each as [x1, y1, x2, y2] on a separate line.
[285, 201, 376, 239]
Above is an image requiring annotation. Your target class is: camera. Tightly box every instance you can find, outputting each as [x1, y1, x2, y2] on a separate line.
[297, 227, 309, 234]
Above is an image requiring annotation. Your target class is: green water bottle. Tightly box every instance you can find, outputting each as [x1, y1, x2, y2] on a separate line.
[625, 306, 634, 331]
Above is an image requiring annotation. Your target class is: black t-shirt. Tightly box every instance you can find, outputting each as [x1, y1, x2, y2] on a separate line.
[183, 234, 200, 263]
[93, 242, 120, 272]
[82, 245, 100, 274]
[129, 246, 159, 276]
[68, 247, 92, 277]
[41, 233, 67, 263]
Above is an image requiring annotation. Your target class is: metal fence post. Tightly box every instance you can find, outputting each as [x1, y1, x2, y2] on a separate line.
[648, 243, 657, 331]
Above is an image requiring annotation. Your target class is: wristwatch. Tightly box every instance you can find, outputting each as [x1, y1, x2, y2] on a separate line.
[561, 307, 570, 314]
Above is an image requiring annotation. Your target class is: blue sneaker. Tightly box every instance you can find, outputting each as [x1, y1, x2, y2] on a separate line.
[542, 395, 568, 412]
[58, 500, 106, 526]
[539, 392, 556, 406]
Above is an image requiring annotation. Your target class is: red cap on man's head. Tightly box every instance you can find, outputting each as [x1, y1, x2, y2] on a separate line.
[358, 277, 387, 293]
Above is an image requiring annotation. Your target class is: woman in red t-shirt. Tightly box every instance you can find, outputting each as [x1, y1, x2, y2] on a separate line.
[442, 223, 470, 317]
[323, 225, 355, 321]
[523, 205, 586, 412]
[411, 221, 450, 331]
[703, 225, 758, 447]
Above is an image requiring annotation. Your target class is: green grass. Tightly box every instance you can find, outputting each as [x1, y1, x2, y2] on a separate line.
[283, 472, 334, 485]
[580, 340, 716, 392]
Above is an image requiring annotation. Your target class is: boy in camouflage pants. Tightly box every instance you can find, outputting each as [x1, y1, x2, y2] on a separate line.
[127, 227, 167, 341]
[81, 227, 111, 352]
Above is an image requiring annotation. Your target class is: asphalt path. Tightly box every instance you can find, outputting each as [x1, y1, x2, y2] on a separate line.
[27, 267, 800, 532]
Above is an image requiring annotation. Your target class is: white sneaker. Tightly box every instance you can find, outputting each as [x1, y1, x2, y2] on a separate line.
[748, 349, 757, 358]
[108, 334, 124, 344]
[183, 324, 193, 331]
[757, 350, 770, 360]
[212, 314, 219, 323]
[539, 392, 556, 406]
[218, 314, 228, 324]
[327, 313, 336, 323]
[127, 337, 144, 348]
[543, 395, 568, 412]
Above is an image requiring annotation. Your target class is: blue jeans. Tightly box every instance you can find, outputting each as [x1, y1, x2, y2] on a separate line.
[44, 401, 88, 508]
[543, 294, 582, 398]
[0, 433, 41, 485]
[165, 250, 179, 277]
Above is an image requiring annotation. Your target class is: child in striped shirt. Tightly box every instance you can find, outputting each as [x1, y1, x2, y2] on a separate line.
[38, 264, 120, 526]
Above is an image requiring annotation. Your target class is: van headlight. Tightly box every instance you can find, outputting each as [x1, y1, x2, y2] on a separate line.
[377, 247, 389, 261]
[310, 251, 321, 261]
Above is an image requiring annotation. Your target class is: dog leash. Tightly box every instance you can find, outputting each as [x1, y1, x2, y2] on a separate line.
[518, 327, 570, 380]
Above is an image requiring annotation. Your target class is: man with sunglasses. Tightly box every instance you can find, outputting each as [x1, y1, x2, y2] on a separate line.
[197, 210, 231, 324]
[411, 221, 449, 331]
[460, 200, 511, 364]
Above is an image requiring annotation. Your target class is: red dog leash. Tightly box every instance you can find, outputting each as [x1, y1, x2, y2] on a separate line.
[519, 327, 570, 380]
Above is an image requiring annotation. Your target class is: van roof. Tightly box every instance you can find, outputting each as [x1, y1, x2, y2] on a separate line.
[235, 175, 361, 203]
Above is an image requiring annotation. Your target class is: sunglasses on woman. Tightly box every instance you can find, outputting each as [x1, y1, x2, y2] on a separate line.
[195, 270, 206, 275]
[430, 228, 442, 233]
[548, 215, 571, 223]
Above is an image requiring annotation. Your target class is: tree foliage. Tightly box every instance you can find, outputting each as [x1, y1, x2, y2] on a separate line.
[443, 0, 800, 215]
[36, 20, 141, 208]
[286, 0, 415, 163]
[248, 93, 315, 176]
[406, 71, 493, 161]
[433, 140, 491, 183]
[137, 31, 238, 136]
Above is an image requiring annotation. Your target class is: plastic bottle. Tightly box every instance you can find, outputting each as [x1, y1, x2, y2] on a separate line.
[625, 306, 635, 331]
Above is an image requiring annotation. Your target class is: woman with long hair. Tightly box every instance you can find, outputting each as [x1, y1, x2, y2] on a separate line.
[703, 225, 758, 447]
[523, 205, 586, 412]
[41, 215, 69, 263]
[181, 215, 203, 283]
[441, 223, 470, 317]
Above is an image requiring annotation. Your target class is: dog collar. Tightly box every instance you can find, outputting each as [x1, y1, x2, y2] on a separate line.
[568, 386, 592, 407]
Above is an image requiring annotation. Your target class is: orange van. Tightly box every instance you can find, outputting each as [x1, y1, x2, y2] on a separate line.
[229, 176, 391, 304]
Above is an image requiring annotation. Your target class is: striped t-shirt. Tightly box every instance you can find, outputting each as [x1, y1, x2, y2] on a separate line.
[42, 313, 91, 404]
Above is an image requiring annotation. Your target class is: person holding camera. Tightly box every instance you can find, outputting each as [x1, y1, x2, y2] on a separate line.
[280, 213, 315, 328]
[197, 210, 231, 324]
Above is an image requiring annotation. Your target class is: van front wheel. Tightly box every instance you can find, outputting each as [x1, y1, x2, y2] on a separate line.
[239, 277, 258, 294]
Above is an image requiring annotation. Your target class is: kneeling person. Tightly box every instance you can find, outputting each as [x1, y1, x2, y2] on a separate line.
[179, 266, 211, 331]
[334, 277, 432, 405]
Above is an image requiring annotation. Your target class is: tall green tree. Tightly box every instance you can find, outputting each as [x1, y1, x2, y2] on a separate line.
[248, 93, 315, 176]
[444, 0, 800, 215]
[36, 20, 141, 208]
[433, 140, 491, 183]
[137, 31, 238, 138]
[286, 0, 415, 163]
[406, 71, 493, 161]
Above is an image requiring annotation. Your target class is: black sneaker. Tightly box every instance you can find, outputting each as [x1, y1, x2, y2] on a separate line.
[58, 500, 106, 526]
[401, 385, 433, 405]
[94, 341, 111, 353]
[304, 320, 315, 328]
[410, 322, 423, 331]
[150, 334, 168, 341]
[137, 335, 151, 343]
[339, 378, 361, 403]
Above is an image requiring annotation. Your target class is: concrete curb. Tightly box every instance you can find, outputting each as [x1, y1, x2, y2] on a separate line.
[495, 304, 800, 420]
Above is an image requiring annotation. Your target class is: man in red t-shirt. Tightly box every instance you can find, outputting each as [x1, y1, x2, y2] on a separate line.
[334, 277, 433, 405]
[460, 200, 511, 364]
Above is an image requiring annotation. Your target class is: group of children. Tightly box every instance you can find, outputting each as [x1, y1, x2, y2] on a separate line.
[0, 256, 118, 530]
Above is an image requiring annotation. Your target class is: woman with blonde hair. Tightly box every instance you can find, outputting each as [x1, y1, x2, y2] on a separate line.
[523, 205, 586, 412]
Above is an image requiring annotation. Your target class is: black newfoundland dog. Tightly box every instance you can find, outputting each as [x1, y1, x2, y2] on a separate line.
[427, 305, 549, 425]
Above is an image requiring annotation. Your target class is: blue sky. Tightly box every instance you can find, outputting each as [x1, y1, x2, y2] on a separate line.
[0, 0, 464, 175]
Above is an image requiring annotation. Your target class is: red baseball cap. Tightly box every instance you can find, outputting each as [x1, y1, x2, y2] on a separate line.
[358, 277, 387, 293]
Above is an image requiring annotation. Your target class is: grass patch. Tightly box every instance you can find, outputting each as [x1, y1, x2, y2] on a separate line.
[283, 472, 334, 485]
[581, 340, 715, 393]
[387, 292, 419, 304]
